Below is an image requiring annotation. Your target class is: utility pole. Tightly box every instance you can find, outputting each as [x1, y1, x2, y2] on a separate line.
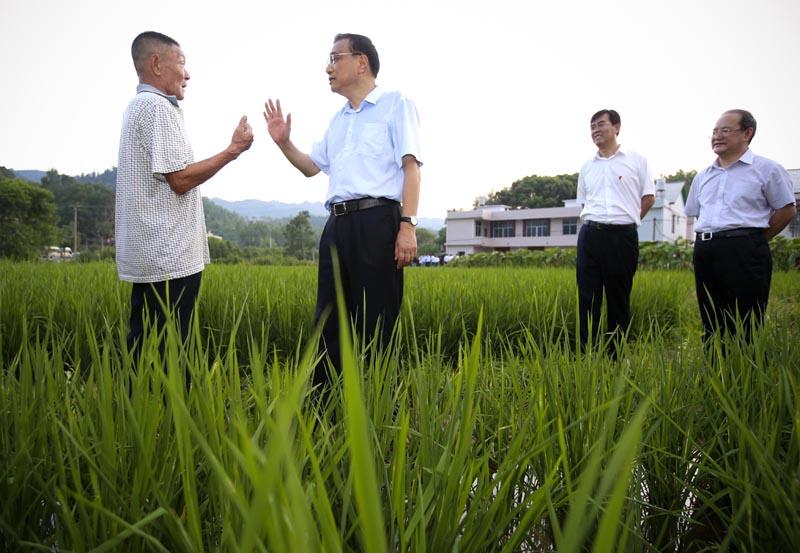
[73, 206, 78, 253]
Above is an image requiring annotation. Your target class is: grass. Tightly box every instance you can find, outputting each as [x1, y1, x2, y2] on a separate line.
[0, 261, 798, 551]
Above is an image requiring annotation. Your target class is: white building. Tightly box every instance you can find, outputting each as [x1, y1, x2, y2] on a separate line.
[445, 202, 582, 255]
[445, 180, 692, 256]
[639, 179, 690, 242]
[780, 168, 800, 238]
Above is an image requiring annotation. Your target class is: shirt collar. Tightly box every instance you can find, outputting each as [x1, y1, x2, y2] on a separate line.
[712, 148, 754, 169]
[343, 86, 383, 113]
[594, 145, 627, 161]
[136, 83, 180, 107]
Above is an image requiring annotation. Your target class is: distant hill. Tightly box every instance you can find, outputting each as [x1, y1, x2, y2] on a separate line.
[13, 170, 47, 183]
[209, 197, 444, 230]
[209, 198, 328, 219]
[12, 168, 117, 189]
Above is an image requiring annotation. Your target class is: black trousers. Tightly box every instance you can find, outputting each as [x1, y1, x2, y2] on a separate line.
[576, 224, 639, 354]
[314, 203, 402, 388]
[693, 233, 771, 344]
[127, 271, 203, 358]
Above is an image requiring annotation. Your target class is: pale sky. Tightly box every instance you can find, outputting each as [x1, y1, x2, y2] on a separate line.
[1, 0, 798, 218]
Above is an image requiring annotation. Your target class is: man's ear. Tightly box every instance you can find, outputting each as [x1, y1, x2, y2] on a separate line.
[149, 53, 161, 76]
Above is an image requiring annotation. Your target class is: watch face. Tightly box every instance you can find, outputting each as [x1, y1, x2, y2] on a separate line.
[409, 216, 418, 226]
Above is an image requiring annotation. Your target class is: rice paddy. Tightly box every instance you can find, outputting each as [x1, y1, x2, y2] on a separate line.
[1, 261, 798, 551]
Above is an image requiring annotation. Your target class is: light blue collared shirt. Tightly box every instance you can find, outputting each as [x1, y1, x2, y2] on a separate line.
[310, 87, 422, 208]
[685, 149, 795, 233]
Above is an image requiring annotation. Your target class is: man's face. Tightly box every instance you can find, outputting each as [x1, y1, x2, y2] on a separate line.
[711, 112, 750, 158]
[326, 39, 361, 94]
[590, 114, 619, 149]
[158, 44, 190, 100]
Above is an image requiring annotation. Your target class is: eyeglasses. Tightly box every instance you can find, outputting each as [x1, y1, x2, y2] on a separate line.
[328, 52, 363, 65]
[590, 121, 613, 131]
[710, 127, 742, 137]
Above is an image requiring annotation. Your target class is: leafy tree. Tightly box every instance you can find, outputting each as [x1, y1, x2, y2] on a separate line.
[0, 177, 58, 259]
[481, 173, 579, 208]
[416, 227, 439, 256]
[283, 210, 315, 260]
[664, 169, 697, 202]
[75, 167, 117, 189]
[436, 226, 446, 252]
[0, 166, 15, 180]
[41, 169, 115, 249]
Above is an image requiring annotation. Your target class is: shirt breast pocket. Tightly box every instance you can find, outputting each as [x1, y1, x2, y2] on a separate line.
[356, 123, 388, 158]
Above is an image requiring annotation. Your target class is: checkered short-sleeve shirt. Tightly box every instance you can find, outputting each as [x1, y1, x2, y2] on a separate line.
[115, 86, 209, 283]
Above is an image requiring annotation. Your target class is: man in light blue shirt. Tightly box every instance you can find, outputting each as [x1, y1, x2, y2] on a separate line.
[685, 109, 796, 343]
[264, 33, 422, 389]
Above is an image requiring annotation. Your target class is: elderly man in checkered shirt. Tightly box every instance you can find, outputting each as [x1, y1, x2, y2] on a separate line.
[116, 31, 253, 359]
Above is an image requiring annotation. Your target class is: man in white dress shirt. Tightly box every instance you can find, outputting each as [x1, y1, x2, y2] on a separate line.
[576, 109, 655, 356]
[264, 33, 422, 388]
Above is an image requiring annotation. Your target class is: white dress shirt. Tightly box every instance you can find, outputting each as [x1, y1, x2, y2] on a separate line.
[310, 87, 422, 209]
[577, 147, 655, 225]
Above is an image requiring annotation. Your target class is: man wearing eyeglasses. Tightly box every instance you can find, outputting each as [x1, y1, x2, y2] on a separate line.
[264, 33, 422, 389]
[685, 109, 795, 344]
[576, 109, 655, 357]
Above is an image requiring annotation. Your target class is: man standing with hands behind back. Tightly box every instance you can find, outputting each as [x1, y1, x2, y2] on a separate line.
[576, 109, 655, 357]
[116, 31, 254, 359]
[685, 109, 795, 344]
[264, 33, 422, 389]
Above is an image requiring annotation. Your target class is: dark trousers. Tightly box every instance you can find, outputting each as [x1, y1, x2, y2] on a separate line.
[693, 233, 771, 344]
[314, 203, 402, 389]
[576, 224, 639, 354]
[127, 271, 203, 359]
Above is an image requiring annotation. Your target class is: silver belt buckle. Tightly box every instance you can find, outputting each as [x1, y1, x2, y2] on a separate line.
[700, 231, 713, 241]
[332, 202, 347, 216]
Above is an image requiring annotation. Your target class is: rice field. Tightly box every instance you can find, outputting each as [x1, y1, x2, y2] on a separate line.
[1, 261, 798, 552]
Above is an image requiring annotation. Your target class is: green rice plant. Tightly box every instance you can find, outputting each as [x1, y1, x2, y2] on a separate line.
[1, 261, 799, 551]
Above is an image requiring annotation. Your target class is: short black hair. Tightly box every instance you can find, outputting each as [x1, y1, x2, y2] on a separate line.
[131, 31, 179, 74]
[725, 109, 757, 144]
[590, 109, 621, 127]
[334, 33, 380, 77]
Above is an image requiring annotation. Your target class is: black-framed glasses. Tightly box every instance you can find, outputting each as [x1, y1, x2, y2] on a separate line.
[328, 52, 363, 65]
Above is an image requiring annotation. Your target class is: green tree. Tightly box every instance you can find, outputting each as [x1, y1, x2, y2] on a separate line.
[283, 210, 315, 260]
[481, 173, 579, 208]
[0, 177, 58, 259]
[416, 227, 439, 256]
[0, 166, 15, 180]
[436, 226, 446, 252]
[41, 169, 115, 250]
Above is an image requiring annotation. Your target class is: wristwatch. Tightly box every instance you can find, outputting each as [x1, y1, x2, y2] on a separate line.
[400, 215, 418, 227]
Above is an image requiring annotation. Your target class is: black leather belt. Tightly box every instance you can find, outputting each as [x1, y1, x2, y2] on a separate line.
[584, 220, 636, 231]
[696, 228, 763, 241]
[329, 197, 397, 216]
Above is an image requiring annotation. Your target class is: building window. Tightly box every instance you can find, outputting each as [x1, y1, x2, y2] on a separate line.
[671, 214, 676, 234]
[523, 219, 550, 237]
[475, 220, 483, 237]
[562, 217, 578, 235]
[491, 221, 515, 238]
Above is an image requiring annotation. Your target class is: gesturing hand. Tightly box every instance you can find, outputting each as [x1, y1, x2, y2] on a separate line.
[263, 99, 292, 146]
[231, 115, 254, 155]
